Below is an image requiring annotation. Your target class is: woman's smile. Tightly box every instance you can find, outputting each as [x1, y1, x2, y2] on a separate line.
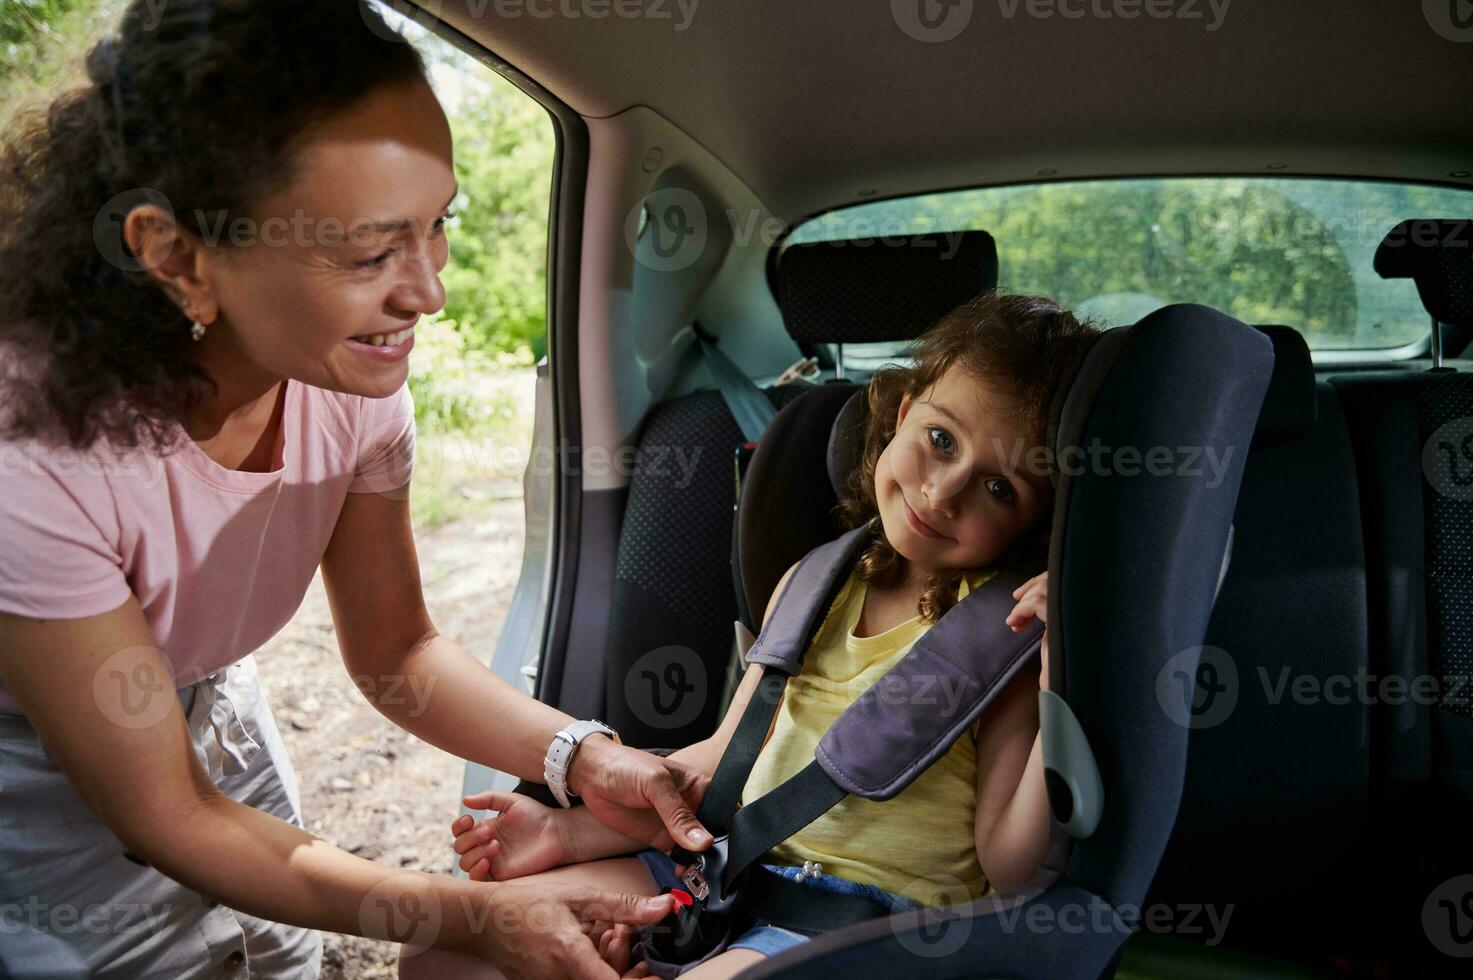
[345, 324, 417, 361]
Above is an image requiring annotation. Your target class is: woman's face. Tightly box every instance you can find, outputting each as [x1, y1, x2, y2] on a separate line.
[874, 363, 1054, 575]
[197, 78, 456, 399]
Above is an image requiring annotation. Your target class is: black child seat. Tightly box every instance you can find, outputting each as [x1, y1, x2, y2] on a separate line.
[602, 231, 1000, 750]
[646, 304, 1273, 979]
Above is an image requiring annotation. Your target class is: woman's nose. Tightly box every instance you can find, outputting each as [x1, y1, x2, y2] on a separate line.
[389, 248, 446, 316]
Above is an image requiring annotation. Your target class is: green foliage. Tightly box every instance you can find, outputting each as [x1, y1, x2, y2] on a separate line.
[1, 0, 123, 111]
[407, 324, 517, 435]
[423, 56, 554, 365]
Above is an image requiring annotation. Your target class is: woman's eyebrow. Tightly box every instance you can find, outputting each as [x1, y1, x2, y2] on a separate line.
[366, 186, 460, 234]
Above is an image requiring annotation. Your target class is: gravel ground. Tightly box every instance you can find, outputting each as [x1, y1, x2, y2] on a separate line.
[254, 493, 525, 979]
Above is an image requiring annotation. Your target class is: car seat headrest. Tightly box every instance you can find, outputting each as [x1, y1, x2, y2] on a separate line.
[1252, 325, 1316, 446]
[777, 230, 998, 345]
[1373, 218, 1473, 327]
[825, 386, 867, 498]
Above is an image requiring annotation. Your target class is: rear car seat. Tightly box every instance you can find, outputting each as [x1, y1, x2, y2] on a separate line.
[1324, 219, 1473, 977]
[1122, 220, 1473, 976]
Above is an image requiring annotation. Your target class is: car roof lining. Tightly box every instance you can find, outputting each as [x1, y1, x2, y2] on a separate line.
[433, 0, 1473, 222]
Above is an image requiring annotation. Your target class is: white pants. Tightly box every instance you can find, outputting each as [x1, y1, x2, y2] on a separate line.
[0, 657, 322, 979]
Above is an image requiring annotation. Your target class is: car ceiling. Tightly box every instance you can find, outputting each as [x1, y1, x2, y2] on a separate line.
[434, 0, 1472, 222]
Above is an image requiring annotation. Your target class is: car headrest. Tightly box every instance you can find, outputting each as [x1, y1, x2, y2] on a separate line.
[777, 230, 998, 345]
[826, 385, 867, 497]
[1252, 325, 1316, 446]
[824, 323, 1302, 496]
[1373, 218, 1473, 326]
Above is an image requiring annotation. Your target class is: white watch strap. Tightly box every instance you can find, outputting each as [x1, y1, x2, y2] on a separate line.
[543, 719, 620, 808]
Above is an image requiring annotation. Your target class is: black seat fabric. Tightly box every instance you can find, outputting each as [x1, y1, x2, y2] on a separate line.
[1143, 379, 1375, 963]
[736, 382, 858, 629]
[1323, 221, 1473, 974]
[604, 385, 810, 749]
[1329, 368, 1473, 977]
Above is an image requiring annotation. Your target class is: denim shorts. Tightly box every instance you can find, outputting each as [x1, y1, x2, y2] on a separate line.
[635, 849, 922, 959]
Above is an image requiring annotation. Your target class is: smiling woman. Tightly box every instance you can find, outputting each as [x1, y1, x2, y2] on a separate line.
[0, 3, 706, 979]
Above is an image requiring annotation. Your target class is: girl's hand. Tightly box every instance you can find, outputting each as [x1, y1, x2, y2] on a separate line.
[1006, 573, 1050, 688]
[453, 791, 569, 881]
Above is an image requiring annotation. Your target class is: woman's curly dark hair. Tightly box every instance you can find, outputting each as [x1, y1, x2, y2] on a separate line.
[835, 290, 1101, 622]
[0, 0, 428, 451]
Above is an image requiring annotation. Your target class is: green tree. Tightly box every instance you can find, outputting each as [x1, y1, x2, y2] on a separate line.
[435, 72, 554, 363]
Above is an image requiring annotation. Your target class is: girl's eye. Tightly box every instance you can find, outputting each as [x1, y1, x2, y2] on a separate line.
[986, 478, 1016, 502]
[926, 426, 957, 456]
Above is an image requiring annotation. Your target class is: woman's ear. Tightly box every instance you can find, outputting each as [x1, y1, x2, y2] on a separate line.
[122, 204, 219, 325]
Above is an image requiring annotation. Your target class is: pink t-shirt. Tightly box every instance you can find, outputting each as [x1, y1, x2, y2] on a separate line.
[0, 381, 415, 715]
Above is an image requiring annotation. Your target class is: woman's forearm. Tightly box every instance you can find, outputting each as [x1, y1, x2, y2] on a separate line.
[978, 732, 1053, 893]
[554, 737, 720, 865]
[356, 631, 574, 782]
[138, 792, 497, 953]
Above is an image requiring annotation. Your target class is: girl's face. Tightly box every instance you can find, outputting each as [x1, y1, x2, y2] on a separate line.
[191, 78, 456, 399]
[874, 363, 1054, 575]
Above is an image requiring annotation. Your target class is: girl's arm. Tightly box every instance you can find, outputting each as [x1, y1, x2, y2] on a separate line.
[974, 572, 1055, 892]
[972, 672, 1052, 893]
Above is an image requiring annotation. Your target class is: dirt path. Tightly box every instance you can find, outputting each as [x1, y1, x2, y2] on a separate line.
[254, 496, 525, 978]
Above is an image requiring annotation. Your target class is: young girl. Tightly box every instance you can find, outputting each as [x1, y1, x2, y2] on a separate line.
[449, 291, 1101, 978]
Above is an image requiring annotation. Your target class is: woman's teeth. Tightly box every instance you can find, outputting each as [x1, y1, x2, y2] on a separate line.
[354, 327, 414, 347]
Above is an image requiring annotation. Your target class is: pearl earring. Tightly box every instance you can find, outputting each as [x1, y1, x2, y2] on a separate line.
[180, 299, 206, 342]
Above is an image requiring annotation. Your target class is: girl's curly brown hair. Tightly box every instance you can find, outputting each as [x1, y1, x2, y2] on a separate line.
[835, 290, 1101, 622]
[0, 0, 427, 452]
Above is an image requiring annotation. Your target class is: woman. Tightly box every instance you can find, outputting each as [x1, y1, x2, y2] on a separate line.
[0, 2, 709, 978]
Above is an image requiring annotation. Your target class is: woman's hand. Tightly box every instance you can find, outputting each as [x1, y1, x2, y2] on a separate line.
[453, 792, 569, 881]
[567, 737, 713, 853]
[1006, 572, 1050, 688]
[475, 880, 673, 980]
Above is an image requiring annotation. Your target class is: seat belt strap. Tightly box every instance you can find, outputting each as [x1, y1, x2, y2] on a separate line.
[693, 322, 775, 445]
[696, 668, 788, 834]
[721, 761, 848, 885]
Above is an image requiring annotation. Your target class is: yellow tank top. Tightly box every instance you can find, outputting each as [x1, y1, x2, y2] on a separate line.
[740, 565, 998, 908]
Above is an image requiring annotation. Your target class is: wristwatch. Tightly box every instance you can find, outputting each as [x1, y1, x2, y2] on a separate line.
[543, 719, 621, 808]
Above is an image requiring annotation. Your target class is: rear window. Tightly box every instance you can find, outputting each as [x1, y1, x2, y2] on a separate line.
[786, 177, 1473, 356]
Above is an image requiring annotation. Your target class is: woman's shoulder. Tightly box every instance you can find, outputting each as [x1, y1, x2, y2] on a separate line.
[0, 428, 167, 501]
[291, 382, 415, 494]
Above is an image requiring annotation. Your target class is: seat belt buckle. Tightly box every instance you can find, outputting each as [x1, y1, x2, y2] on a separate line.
[681, 862, 710, 902]
[669, 835, 740, 914]
[645, 839, 736, 965]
